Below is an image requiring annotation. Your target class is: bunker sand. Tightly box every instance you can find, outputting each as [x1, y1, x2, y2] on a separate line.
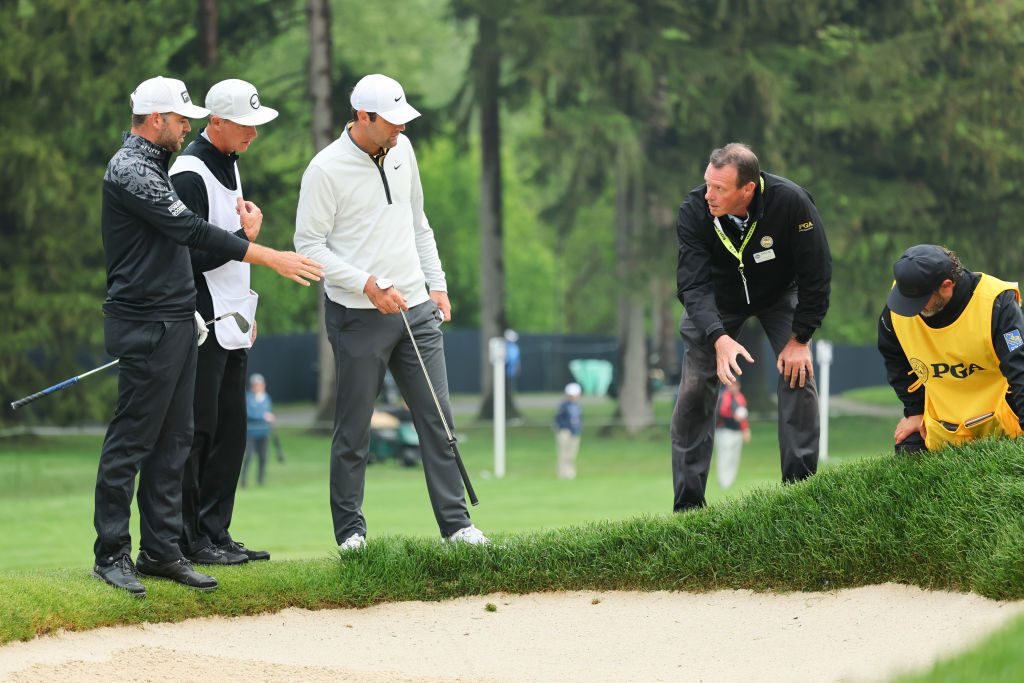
[1, 584, 1021, 682]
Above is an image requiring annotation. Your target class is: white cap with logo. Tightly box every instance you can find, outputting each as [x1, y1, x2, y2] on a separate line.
[350, 74, 421, 125]
[131, 76, 209, 118]
[205, 79, 279, 126]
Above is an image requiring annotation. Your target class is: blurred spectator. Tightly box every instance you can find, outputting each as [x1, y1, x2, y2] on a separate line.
[242, 374, 275, 487]
[714, 381, 751, 489]
[554, 382, 583, 479]
[504, 329, 521, 392]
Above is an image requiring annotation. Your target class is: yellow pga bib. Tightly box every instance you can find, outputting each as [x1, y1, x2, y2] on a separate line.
[890, 274, 1022, 451]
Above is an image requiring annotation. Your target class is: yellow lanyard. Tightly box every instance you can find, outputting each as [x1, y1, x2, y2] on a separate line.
[712, 176, 764, 305]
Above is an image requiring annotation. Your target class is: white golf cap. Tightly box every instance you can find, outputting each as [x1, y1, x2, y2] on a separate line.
[350, 74, 421, 125]
[205, 79, 279, 126]
[565, 383, 582, 397]
[130, 76, 209, 118]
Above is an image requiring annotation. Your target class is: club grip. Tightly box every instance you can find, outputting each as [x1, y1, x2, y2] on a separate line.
[10, 377, 80, 411]
[449, 439, 479, 506]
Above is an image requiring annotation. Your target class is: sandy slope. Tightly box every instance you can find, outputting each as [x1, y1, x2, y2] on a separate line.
[1, 584, 1021, 683]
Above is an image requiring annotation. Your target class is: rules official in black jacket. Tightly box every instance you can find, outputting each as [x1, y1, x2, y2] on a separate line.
[671, 143, 831, 512]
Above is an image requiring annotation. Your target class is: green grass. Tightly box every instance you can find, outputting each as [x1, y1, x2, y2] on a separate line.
[0, 407, 892, 570]
[897, 614, 1024, 682]
[840, 384, 903, 408]
[3, 404, 1023, 681]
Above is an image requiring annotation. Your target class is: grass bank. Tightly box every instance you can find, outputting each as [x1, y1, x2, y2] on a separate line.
[2, 439, 1022, 647]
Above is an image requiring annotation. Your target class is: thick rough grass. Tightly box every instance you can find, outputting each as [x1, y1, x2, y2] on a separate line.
[2, 442, 1022, 644]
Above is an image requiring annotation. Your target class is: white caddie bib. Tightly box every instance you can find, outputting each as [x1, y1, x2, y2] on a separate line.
[169, 154, 258, 350]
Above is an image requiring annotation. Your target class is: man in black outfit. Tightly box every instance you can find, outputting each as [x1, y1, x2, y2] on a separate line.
[671, 143, 831, 512]
[93, 76, 321, 597]
[170, 79, 278, 566]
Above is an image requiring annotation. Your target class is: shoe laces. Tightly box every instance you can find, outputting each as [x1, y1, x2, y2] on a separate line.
[116, 554, 138, 575]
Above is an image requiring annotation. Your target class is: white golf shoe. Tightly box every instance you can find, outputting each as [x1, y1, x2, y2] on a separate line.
[445, 525, 490, 545]
[338, 533, 366, 553]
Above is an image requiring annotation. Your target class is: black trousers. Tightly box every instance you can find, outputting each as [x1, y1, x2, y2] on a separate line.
[671, 290, 820, 512]
[325, 298, 471, 544]
[180, 339, 248, 554]
[94, 317, 196, 565]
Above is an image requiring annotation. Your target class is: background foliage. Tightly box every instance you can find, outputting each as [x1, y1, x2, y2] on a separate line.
[3, 0, 1024, 424]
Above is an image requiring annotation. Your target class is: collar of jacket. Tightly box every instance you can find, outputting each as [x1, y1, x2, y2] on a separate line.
[922, 270, 980, 329]
[749, 172, 765, 221]
[189, 128, 239, 174]
[121, 132, 172, 167]
[342, 123, 391, 164]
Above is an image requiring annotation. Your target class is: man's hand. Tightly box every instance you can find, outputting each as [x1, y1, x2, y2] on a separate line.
[237, 196, 262, 241]
[195, 311, 209, 346]
[777, 337, 813, 388]
[267, 250, 322, 285]
[243, 243, 323, 285]
[364, 276, 408, 314]
[713, 335, 754, 385]
[895, 414, 926, 444]
[742, 428, 752, 444]
[430, 290, 452, 322]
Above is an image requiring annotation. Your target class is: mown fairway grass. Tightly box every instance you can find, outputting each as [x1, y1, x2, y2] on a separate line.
[2, 401, 1023, 681]
[0, 396, 891, 571]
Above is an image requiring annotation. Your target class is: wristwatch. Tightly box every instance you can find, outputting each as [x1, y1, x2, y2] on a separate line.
[375, 278, 394, 290]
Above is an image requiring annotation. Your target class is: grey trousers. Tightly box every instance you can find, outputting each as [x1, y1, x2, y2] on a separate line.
[671, 290, 819, 512]
[325, 298, 471, 543]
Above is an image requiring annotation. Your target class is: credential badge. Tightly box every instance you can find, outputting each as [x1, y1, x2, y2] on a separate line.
[760, 236, 773, 249]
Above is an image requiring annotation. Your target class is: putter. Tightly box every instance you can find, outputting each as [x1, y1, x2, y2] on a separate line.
[9, 311, 248, 410]
[398, 307, 479, 506]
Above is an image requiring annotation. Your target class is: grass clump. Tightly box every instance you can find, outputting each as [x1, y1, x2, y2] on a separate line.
[2, 439, 1022, 646]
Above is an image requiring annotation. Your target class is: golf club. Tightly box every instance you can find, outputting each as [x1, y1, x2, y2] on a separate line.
[398, 307, 479, 506]
[9, 311, 248, 411]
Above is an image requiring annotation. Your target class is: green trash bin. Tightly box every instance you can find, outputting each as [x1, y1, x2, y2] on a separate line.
[568, 359, 614, 396]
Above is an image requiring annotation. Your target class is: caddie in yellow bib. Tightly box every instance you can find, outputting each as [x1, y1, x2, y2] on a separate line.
[879, 245, 1024, 453]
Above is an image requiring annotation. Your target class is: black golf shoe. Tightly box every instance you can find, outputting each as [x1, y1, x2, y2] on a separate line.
[218, 540, 270, 562]
[186, 544, 248, 566]
[136, 550, 218, 591]
[91, 554, 146, 598]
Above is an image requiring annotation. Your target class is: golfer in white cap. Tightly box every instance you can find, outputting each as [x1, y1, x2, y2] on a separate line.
[295, 73, 488, 552]
[169, 79, 280, 568]
[91, 76, 321, 598]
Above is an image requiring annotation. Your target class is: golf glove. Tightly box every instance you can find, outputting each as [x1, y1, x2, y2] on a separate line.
[195, 311, 209, 346]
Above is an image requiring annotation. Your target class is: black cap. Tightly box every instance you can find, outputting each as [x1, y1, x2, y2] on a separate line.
[887, 244, 954, 316]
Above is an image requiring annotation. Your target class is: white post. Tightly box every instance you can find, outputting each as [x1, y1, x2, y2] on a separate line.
[489, 336, 507, 478]
[816, 339, 834, 464]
